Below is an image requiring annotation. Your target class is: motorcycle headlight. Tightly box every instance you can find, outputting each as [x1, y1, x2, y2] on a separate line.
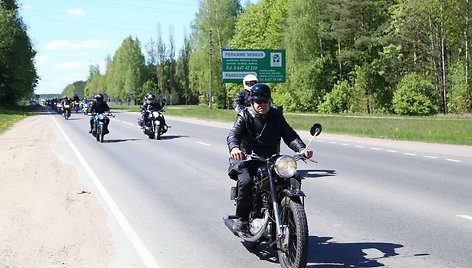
[98, 114, 105, 120]
[274, 155, 297, 179]
[152, 111, 160, 117]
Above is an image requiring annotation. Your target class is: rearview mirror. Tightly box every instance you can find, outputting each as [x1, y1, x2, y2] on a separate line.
[310, 123, 322, 136]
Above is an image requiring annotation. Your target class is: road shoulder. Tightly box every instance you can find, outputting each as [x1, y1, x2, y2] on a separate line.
[0, 112, 114, 267]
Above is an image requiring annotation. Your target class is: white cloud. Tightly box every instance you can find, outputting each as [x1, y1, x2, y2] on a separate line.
[58, 73, 87, 83]
[65, 8, 86, 18]
[45, 40, 111, 50]
[53, 61, 89, 71]
[21, 4, 33, 9]
[35, 55, 48, 62]
[34, 55, 49, 67]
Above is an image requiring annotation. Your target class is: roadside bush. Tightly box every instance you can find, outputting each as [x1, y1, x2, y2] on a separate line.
[392, 73, 438, 115]
[318, 80, 351, 113]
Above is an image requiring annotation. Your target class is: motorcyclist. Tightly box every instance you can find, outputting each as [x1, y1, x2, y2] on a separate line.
[60, 96, 71, 115]
[72, 94, 81, 111]
[227, 83, 313, 232]
[140, 92, 166, 131]
[232, 74, 258, 113]
[89, 93, 111, 134]
[60, 96, 71, 106]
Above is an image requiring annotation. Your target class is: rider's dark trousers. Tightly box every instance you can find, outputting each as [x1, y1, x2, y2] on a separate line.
[235, 162, 259, 220]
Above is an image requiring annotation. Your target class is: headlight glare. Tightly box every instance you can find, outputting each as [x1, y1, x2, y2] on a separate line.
[274, 155, 297, 178]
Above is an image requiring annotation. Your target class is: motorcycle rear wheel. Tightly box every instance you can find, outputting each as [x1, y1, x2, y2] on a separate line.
[277, 197, 308, 268]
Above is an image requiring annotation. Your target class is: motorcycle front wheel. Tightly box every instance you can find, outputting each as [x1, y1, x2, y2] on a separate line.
[98, 124, 104, 143]
[155, 125, 161, 140]
[278, 197, 308, 268]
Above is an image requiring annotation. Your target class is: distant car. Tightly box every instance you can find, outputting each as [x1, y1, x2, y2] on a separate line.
[29, 100, 38, 106]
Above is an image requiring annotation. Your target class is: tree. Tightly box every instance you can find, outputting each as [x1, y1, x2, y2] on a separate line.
[61, 81, 86, 99]
[189, 0, 241, 108]
[280, 0, 333, 111]
[84, 65, 106, 98]
[175, 35, 195, 104]
[0, 0, 37, 106]
[105, 36, 146, 102]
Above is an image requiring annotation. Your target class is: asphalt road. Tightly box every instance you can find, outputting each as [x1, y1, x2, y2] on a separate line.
[47, 108, 472, 268]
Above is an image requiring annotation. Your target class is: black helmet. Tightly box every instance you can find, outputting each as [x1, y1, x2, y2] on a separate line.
[94, 93, 104, 101]
[63, 96, 68, 100]
[248, 83, 271, 102]
[145, 92, 156, 101]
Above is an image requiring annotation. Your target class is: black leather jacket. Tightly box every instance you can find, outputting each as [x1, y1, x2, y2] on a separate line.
[90, 101, 110, 114]
[227, 106, 306, 159]
[232, 89, 249, 113]
[141, 102, 162, 113]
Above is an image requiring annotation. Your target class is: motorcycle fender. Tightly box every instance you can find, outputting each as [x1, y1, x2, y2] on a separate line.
[281, 189, 305, 197]
[156, 120, 161, 126]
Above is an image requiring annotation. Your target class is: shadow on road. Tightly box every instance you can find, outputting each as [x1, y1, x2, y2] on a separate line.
[239, 235, 410, 267]
[307, 236, 407, 267]
[242, 241, 278, 264]
[158, 135, 188, 140]
[103, 138, 140, 143]
[299, 169, 336, 179]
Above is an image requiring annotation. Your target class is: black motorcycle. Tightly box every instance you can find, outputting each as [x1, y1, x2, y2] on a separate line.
[223, 123, 322, 268]
[138, 107, 168, 140]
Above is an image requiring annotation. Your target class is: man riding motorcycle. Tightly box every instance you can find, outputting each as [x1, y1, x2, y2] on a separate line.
[89, 93, 111, 134]
[60, 96, 72, 116]
[227, 83, 313, 232]
[140, 92, 166, 132]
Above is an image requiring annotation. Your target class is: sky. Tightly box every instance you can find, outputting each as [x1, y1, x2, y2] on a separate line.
[18, 0, 256, 95]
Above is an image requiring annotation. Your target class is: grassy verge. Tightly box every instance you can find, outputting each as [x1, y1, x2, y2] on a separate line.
[0, 106, 37, 134]
[110, 105, 472, 145]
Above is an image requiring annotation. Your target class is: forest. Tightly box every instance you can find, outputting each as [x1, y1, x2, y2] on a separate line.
[3, 0, 472, 115]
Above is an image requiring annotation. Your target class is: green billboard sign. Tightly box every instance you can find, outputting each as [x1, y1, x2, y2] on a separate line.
[221, 49, 286, 83]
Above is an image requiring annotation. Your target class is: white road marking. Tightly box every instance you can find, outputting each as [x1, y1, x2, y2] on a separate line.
[197, 141, 211, 146]
[457, 215, 472, 221]
[115, 119, 134, 126]
[49, 112, 160, 268]
[316, 138, 465, 164]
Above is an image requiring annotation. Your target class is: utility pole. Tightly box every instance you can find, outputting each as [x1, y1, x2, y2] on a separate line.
[209, 29, 213, 109]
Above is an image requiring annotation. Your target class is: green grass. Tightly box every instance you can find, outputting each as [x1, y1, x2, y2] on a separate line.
[0, 106, 37, 134]
[110, 105, 472, 145]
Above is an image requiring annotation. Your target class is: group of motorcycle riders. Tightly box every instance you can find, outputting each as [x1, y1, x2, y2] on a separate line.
[47, 75, 313, 236]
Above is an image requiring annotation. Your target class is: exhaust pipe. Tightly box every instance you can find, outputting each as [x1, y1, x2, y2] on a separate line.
[223, 211, 270, 242]
[223, 215, 239, 236]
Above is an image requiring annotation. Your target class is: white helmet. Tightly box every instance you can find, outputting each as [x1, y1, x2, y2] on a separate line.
[243, 74, 258, 91]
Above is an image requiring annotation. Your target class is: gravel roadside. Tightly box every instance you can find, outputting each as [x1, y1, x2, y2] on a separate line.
[0, 112, 114, 267]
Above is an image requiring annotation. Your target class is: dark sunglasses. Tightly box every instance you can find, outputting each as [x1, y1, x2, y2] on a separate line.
[255, 100, 269, 104]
